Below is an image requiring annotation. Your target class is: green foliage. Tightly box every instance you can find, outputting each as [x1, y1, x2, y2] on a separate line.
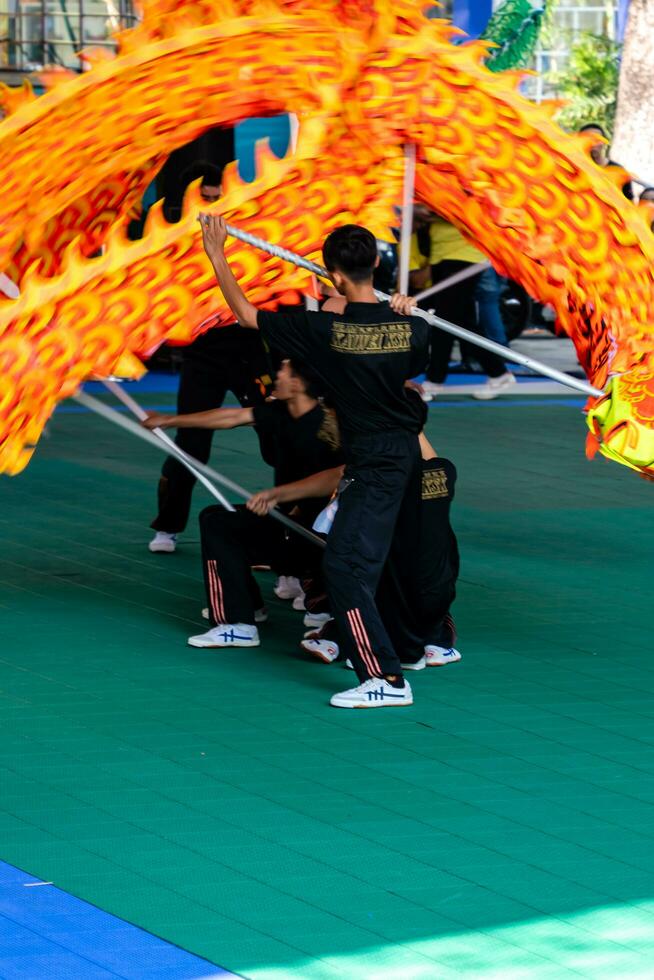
[549, 32, 621, 135]
[482, 0, 547, 72]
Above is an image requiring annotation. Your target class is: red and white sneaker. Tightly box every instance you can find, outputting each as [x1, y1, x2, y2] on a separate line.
[300, 637, 339, 664]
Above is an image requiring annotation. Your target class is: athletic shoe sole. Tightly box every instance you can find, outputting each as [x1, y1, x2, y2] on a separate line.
[424, 649, 462, 667]
[330, 697, 413, 709]
[188, 637, 260, 648]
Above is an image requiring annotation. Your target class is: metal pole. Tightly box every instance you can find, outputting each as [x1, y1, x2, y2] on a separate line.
[398, 144, 416, 294]
[220, 221, 603, 398]
[74, 390, 327, 549]
[103, 379, 235, 513]
[414, 261, 490, 303]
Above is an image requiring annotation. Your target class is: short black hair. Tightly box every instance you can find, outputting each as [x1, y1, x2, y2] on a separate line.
[323, 224, 378, 283]
[181, 161, 224, 190]
[288, 358, 322, 400]
[579, 123, 607, 138]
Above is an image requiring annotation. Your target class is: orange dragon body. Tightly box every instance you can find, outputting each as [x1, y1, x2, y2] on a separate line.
[1, 0, 653, 475]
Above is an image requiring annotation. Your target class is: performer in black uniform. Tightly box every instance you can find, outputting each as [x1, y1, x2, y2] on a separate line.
[380, 433, 460, 667]
[144, 359, 342, 647]
[199, 216, 430, 708]
[149, 166, 271, 554]
[249, 430, 461, 670]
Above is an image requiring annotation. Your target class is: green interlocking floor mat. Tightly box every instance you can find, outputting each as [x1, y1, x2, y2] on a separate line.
[1, 390, 654, 979]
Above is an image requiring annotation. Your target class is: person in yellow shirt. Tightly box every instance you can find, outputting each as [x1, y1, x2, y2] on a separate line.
[408, 209, 515, 400]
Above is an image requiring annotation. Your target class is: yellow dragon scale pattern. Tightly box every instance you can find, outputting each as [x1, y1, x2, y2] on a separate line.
[1, 0, 653, 475]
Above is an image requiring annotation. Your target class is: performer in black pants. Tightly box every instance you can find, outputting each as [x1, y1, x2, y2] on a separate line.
[143, 358, 342, 648]
[380, 437, 460, 667]
[427, 259, 506, 384]
[248, 437, 461, 670]
[149, 325, 271, 549]
[148, 164, 272, 554]
[418, 457, 459, 661]
[192, 504, 322, 648]
[200, 216, 430, 708]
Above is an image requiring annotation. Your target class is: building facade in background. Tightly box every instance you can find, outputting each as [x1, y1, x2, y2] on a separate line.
[0, 1, 618, 95]
[524, 0, 618, 102]
[0, 1, 136, 76]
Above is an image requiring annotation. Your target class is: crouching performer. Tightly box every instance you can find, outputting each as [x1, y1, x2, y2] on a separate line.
[143, 358, 342, 648]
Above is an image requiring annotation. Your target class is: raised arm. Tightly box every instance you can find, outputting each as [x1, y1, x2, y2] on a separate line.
[246, 466, 345, 516]
[199, 214, 259, 328]
[142, 406, 255, 431]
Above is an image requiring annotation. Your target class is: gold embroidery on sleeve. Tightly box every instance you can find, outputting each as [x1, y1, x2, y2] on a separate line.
[422, 468, 449, 500]
[317, 406, 341, 451]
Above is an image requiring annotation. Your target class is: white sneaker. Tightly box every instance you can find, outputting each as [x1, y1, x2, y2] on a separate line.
[274, 575, 304, 600]
[424, 645, 462, 666]
[149, 531, 177, 553]
[292, 594, 306, 611]
[188, 624, 260, 648]
[330, 677, 413, 708]
[345, 655, 426, 671]
[300, 637, 339, 664]
[303, 611, 332, 629]
[202, 606, 268, 623]
[420, 381, 446, 403]
[471, 372, 516, 400]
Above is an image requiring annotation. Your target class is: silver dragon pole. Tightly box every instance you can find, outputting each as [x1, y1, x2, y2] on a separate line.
[223, 222, 603, 399]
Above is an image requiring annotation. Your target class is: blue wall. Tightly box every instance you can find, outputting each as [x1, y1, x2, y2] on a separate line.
[452, 0, 493, 38]
[235, 116, 292, 182]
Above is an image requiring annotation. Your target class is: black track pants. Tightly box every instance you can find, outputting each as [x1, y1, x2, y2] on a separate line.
[426, 260, 506, 383]
[199, 506, 282, 625]
[199, 505, 322, 625]
[323, 431, 422, 682]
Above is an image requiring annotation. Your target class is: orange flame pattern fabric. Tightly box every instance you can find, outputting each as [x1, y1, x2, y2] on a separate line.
[0, 0, 653, 476]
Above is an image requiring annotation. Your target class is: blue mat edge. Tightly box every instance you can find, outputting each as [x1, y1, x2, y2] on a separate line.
[0, 860, 239, 980]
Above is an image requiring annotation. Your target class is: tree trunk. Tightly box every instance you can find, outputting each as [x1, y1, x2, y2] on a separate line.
[612, 0, 654, 185]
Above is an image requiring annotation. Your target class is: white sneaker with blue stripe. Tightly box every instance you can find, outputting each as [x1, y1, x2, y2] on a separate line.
[330, 678, 413, 708]
[424, 645, 461, 666]
[188, 624, 260, 648]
